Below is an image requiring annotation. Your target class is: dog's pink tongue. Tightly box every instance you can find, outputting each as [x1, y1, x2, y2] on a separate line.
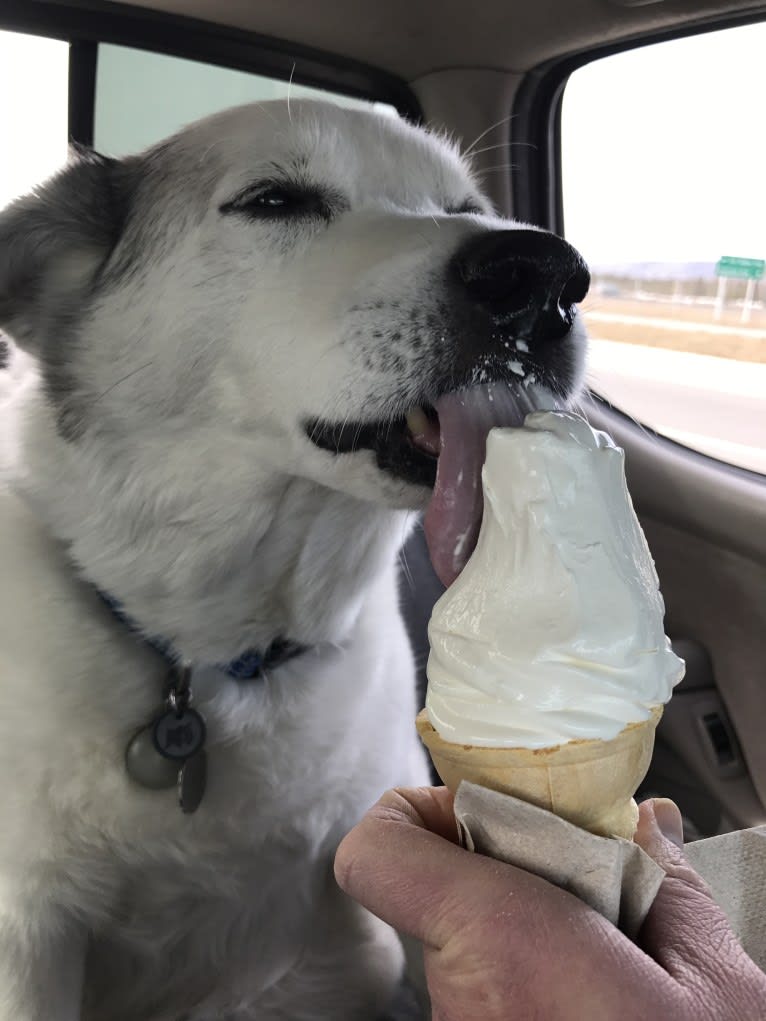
[424, 383, 537, 588]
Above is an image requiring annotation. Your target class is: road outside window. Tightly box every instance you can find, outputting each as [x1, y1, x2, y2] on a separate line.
[562, 22, 766, 475]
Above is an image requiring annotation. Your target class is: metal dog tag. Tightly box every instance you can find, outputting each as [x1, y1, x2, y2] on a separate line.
[179, 750, 207, 814]
[125, 725, 179, 789]
[152, 707, 206, 760]
[124, 662, 207, 810]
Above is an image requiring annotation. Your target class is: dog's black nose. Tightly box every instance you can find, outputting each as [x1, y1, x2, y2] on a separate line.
[452, 229, 590, 342]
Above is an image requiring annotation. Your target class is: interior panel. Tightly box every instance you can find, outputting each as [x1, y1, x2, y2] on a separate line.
[96, 0, 766, 77]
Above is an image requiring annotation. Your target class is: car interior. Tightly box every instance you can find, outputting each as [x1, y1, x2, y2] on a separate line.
[2, 0, 764, 849]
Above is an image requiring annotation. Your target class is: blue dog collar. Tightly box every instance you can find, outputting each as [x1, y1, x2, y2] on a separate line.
[98, 590, 305, 681]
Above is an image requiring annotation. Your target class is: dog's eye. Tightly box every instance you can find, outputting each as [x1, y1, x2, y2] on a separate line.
[255, 189, 291, 210]
[445, 200, 484, 216]
[220, 184, 332, 221]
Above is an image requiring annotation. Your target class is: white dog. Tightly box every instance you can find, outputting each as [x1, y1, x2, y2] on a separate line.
[0, 100, 588, 1020]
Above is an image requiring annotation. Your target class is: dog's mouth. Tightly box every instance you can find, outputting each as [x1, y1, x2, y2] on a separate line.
[306, 381, 555, 587]
[307, 404, 441, 489]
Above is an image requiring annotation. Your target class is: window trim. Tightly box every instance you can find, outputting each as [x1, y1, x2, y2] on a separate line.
[68, 39, 97, 144]
[511, 8, 766, 236]
[0, 0, 422, 147]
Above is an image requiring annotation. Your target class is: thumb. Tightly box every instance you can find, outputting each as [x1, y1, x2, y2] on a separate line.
[635, 799, 744, 983]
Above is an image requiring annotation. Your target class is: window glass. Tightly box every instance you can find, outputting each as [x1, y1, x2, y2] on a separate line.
[94, 44, 398, 156]
[562, 22, 766, 475]
[0, 30, 69, 208]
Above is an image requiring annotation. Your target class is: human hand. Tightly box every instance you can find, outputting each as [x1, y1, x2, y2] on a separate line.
[335, 787, 766, 1020]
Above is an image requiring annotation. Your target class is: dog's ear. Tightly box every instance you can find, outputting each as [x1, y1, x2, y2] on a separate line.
[0, 147, 135, 351]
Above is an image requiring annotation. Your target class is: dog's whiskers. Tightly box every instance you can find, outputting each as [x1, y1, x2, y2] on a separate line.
[332, 411, 351, 454]
[351, 420, 365, 453]
[580, 386, 657, 444]
[307, 419, 322, 444]
[462, 114, 516, 159]
[477, 163, 522, 176]
[397, 511, 416, 593]
[466, 140, 539, 160]
[287, 63, 296, 123]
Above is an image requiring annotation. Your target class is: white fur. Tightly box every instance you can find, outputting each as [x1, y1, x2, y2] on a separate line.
[0, 100, 585, 1019]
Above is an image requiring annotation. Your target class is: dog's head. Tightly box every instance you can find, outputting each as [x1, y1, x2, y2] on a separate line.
[0, 100, 588, 589]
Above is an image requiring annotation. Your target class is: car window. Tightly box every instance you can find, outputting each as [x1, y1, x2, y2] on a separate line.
[0, 30, 397, 206]
[561, 21, 766, 475]
[0, 29, 69, 208]
[94, 44, 398, 156]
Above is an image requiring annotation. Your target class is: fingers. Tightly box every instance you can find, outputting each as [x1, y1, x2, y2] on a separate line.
[369, 785, 461, 844]
[635, 800, 746, 983]
[334, 785, 486, 948]
[336, 786, 678, 1020]
[336, 786, 630, 959]
[337, 788, 766, 1021]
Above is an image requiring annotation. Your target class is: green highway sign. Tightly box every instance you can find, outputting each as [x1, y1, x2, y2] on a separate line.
[715, 256, 765, 280]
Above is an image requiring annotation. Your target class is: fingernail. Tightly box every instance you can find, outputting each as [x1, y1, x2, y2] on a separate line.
[652, 798, 684, 849]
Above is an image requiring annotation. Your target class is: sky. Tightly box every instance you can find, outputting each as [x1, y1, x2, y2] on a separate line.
[0, 21, 764, 267]
[562, 20, 766, 266]
[0, 32, 68, 210]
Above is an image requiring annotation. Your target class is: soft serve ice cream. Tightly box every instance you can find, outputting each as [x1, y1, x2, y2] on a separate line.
[425, 411, 684, 749]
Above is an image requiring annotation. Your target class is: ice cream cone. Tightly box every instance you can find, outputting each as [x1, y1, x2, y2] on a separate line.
[416, 705, 663, 839]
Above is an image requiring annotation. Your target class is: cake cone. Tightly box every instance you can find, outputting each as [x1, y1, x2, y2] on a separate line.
[416, 705, 663, 840]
